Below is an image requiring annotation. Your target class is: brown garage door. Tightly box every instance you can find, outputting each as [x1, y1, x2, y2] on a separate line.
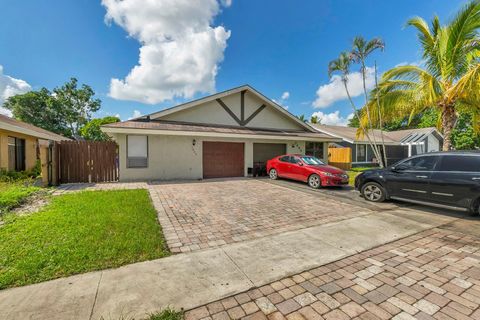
[203, 142, 245, 179]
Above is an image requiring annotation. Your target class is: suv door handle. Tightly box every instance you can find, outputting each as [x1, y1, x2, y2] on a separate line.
[416, 175, 428, 178]
[473, 177, 480, 180]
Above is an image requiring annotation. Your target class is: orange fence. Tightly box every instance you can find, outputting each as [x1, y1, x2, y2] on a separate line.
[328, 147, 352, 170]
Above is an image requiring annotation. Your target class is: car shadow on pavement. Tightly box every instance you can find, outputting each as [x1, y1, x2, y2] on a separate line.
[260, 177, 477, 221]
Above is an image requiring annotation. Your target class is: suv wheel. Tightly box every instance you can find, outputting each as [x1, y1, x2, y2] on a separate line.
[470, 198, 480, 216]
[361, 182, 386, 202]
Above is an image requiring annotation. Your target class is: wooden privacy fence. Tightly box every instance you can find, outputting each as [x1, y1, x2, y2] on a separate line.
[56, 141, 118, 184]
[328, 147, 352, 170]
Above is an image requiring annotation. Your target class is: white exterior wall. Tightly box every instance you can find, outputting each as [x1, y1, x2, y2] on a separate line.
[116, 133, 310, 181]
[427, 134, 440, 152]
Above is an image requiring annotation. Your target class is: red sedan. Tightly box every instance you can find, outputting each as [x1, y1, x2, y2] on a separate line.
[266, 154, 349, 188]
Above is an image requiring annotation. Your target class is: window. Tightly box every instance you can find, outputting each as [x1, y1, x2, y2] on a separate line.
[398, 156, 439, 171]
[438, 155, 480, 172]
[279, 155, 291, 163]
[306, 142, 324, 159]
[127, 135, 148, 168]
[8, 137, 25, 171]
[357, 144, 366, 162]
[300, 156, 325, 165]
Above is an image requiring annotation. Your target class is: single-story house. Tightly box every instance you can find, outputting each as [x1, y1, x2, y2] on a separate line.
[102, 85, 341, 181]
[0, 114, 66, 185]
[310, 124, 443, 167]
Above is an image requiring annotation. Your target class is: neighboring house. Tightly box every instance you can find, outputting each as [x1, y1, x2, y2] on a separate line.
[311, 124, 443, 167]
[102, 85, 341, 181]
[0, 114, 67, 184]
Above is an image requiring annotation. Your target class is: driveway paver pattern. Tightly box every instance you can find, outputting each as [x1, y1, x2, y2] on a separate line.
[149, 179, 373, 253]
[186, 225, 480, 320]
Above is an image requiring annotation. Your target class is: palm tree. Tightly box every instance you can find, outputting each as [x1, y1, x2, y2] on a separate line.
[310, 115, 319, 124]
[351, 37, 387, 164]
[328, 43, 386, 166]
[364, 1, 480, 150]
[297, 114, 307, 122]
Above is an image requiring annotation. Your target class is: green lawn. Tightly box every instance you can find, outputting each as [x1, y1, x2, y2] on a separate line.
[0, 180, 40, 214]
[347, 167, 372, 186]
[347, 171, 360, 186]
[0, 189, 168, 289]
[145, 309, 183, 320]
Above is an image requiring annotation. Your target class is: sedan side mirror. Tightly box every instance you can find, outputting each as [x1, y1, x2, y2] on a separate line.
[297, 161, 303, 166]
[392, 165, 407, 172]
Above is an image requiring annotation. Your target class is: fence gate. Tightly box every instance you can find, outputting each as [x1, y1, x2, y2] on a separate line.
[56, 141, 118, 184]
[328, 147, 352, 170]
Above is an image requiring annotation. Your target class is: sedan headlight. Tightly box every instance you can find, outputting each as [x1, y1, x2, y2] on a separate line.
[321, 172, 335, 177]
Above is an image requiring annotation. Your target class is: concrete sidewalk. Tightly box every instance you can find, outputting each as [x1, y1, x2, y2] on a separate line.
[0, 208, 457, 320]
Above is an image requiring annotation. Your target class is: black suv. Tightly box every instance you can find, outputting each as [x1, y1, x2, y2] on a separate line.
[355, 151, 480, 215]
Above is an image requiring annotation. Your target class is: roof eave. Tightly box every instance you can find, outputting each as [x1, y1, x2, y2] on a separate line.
[0, 122, 65, 141]
[101, 126, 342, 142]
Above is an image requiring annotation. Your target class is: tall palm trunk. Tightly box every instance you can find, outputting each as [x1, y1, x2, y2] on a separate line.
[441, 104, 457, 151]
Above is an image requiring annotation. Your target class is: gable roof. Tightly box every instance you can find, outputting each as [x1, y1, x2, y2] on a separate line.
[140, 85, 315, 132]
[310, 124, 441, 145]
[310, 124, 398, 144]
[0, 114, 67, 141]
[384, 127, 442, 143]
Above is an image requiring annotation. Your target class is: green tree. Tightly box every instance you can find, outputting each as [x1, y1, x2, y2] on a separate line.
[53, 78, 101, 138]
[452, 112, 480, 149]
[297, 114, 307, 122]
[329, 36, 387, 167]
[79, 116, 120, 141]
[310, 115, 319, 124]
[3, 78, 102, 139]
[347, 110, 361, 127]
[365, 1, 480, 150]
[3, 88, 71, 137]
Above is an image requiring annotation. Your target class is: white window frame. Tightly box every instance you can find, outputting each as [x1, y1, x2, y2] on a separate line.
[126, 135, 149, 168]
[355, 144, 368, 163]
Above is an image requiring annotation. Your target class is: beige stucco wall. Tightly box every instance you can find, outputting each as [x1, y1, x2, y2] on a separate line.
[0, 129, 38, 171]
[115, 133, 321, 181]
[160, 91, 304, 131]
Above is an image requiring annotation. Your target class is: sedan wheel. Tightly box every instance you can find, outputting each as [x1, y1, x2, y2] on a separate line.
[361, 182, 386, 202]
[269, 168, 278, 180]
[308, 174, 321, 189]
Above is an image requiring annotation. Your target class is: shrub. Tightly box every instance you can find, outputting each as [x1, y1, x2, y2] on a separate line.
[0, 179, 41, 213]
[0, 160, 42, 182]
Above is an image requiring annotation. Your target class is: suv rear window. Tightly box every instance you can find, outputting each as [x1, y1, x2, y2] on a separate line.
[438, 155, 480, 172]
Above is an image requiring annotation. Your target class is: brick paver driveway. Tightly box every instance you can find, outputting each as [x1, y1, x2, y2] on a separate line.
[149, 179, 373, 253]
[186, 219, 480, 320]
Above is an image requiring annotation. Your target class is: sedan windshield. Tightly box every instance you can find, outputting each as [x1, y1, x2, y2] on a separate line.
[300, 156, 325, 165]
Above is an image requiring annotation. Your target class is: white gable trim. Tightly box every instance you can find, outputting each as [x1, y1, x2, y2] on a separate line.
[145, 85, 314, 132]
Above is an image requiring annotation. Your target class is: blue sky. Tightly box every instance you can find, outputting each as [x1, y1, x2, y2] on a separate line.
[0, 0, 466, 125]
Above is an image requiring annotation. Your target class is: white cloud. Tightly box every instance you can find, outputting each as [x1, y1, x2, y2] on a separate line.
[221, 0, 233, 6]
[0, 107, 12, 117]
[0, 65, 31, 117]
[273, 91, 290, 109]
[313, 67, 375, 108]
[102, 0, 231, 104]
[394, 60, 421, 68]
[128, 109, 142, 120]
[311, 111, 354, 126]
